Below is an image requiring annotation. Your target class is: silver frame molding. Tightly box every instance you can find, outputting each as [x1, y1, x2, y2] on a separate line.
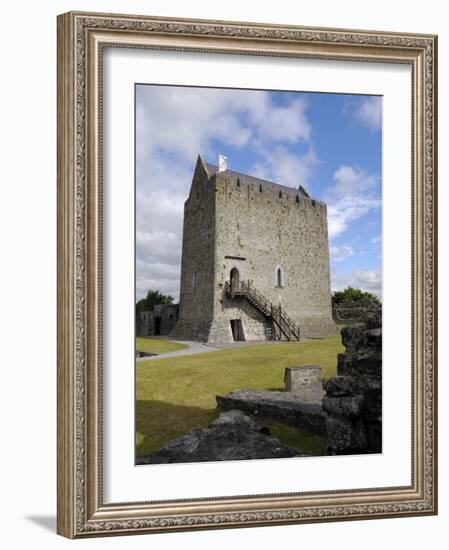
[57, 11, 438, 538]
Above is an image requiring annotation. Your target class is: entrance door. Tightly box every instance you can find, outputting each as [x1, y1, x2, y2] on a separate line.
[230, 319, 245, 341]
[154, 317, 162, 336]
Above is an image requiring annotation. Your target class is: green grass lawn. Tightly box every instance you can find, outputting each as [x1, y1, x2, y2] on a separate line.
[136, 337, 189, 355]
[136, 335, 343, 458]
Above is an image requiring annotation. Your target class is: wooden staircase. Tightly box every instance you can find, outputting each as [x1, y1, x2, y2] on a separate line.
[225, 280, 300, 341]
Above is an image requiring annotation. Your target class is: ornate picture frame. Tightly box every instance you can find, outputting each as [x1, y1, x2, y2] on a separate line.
[57, 11, 437, 538]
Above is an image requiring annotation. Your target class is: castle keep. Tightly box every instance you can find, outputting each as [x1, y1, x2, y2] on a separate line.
[172, 155, 335, 345]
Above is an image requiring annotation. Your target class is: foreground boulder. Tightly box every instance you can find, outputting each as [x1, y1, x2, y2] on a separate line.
[137, 410, 300, 464]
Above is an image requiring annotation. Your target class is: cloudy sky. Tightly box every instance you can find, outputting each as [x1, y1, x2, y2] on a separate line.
[135, 84, 382, 302]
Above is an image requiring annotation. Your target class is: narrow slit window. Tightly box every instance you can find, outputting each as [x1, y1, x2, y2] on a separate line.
[277, 268, 283, 288]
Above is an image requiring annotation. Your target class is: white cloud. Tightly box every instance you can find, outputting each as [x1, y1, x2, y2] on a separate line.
[328, 196, 381, 239]
[331, 269, 382, 298]
[351, 96, 382, 131]
[331, 165, 378, 197]
[330, 245, 354, 261]
[135, 182, 185, 300]
[371, 235, 382, 244]
[326, 165, 381, 239]
[136, 87, 251, 162]
[136, 86, 312, 164]
[250, 97, 311, 143]
[250, 145, 318, 189]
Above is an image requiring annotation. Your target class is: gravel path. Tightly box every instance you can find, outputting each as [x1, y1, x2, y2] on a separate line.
[136, 340, 221, 362]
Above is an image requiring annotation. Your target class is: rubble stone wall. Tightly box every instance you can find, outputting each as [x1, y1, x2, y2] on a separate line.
[323, 311, 382, 455]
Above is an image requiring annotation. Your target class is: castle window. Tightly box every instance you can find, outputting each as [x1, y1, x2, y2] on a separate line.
[312, 199, 316, 206]
[279, 190, 283, 198]
[296, 195, 300, 203]
[276, 267, 284, 288]
[259, 184, 263, 192]
[237, 177, 241, 187]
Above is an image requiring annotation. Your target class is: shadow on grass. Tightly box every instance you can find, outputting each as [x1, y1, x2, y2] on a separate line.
[136, 399, 220, 458]
[136, 399, 328, 460]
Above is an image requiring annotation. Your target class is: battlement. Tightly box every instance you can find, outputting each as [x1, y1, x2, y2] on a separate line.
[213, 174, 327, 216]
[202, 158, 326, 209]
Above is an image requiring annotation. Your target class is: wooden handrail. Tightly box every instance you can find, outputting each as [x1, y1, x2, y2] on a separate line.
[225, 279, 300, 340]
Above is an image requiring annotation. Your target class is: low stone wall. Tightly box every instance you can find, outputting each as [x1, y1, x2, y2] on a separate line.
[217, 389, 326, 436]
[323, 311, 382, 454]
[136, 304, 179, 337]
[332, 305, 381, 325]
[217, 365, 326, 436]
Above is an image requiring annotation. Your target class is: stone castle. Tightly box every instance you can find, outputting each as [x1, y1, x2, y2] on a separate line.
[172, 155, 335, 345]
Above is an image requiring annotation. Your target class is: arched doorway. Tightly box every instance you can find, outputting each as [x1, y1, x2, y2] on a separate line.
[230, 267, 240, 293]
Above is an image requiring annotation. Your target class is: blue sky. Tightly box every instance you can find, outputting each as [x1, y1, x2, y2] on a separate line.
[135, 85, 382, 302]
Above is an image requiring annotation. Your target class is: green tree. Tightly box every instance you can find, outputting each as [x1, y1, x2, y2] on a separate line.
[136, 289, 174, 314]
[332, 286, 381, 308]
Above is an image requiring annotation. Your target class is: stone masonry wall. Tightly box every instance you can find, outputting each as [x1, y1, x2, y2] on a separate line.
[322, 311, 382, 455]
[172, 159, 216, 342]
[136, 304, 179, 337]
[211, 171, 334, 343]
[136, 310, 154, 337]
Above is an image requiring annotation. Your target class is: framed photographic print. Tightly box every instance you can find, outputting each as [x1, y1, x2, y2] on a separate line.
[57, 11, 438, 538]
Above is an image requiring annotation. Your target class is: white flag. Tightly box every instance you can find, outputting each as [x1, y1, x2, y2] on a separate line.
[218, 154, 228, 172]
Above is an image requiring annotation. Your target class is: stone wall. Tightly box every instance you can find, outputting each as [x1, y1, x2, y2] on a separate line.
[212, 170, 335, 343]
[136, 310, 154, 337]
[172, 157, 216, 341]
[332, 305, 381, 325]
[136, 304, 179, 337]
[322, 311, 382, 455]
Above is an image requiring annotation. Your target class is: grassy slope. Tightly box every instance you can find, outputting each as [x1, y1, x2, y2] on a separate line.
[136, 336, 343, 457]
[136, 337, 189, 355]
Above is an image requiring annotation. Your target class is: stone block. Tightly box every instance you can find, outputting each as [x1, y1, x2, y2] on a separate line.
[322, 394, 364, 417]
[364, 327, 382, 348]
[340, 323, 367, 350]
[284, 365, 322, 392]
[325, 415, 367, 454]
[322, 375, 358, 396]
